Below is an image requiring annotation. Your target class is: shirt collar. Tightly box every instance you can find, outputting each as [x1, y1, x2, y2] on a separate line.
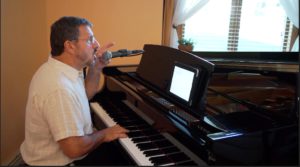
[48, 56, 83, 81]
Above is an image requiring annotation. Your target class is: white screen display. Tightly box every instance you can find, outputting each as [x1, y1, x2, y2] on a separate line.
[170, 66, 195, 101]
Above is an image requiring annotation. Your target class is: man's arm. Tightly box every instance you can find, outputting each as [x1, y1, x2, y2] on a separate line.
[58, 124, 128, 159]
[85, 42, 114, 99]
[84, 67, 102, 99]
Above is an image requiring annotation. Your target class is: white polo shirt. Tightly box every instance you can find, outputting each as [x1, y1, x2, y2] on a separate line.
[20, 56, 93, 166]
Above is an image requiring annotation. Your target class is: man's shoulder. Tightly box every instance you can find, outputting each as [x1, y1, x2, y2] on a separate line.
[32, 63, 57, 82]
[30, 63, 67, 93]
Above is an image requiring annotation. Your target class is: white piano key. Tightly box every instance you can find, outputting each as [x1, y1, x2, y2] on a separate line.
[90, 102, 153, 166]
[90, 102, 116, 126]
[119, 138, 153, 166]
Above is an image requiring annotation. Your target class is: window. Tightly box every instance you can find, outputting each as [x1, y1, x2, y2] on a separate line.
[184, 0, 296, 51]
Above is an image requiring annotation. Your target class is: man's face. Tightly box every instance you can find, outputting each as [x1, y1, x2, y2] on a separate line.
[74, 25, 100, 68]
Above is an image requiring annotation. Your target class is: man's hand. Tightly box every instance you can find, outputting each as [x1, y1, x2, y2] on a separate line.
[85, 42, 115, 99]
[91, 42, 115, 71]
[58, 124, 128, 159]
[101, 124, 129, 143]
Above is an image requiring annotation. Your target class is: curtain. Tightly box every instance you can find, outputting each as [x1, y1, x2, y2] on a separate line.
[170, 0, 209, 48]
[279, 0, 299, 51]
[162, 0, 176, 46]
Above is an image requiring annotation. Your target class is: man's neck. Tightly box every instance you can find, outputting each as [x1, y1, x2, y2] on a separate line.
[52, 53, 82, 70]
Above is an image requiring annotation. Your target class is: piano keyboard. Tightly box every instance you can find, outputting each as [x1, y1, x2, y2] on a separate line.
[90, 100, 206, 166]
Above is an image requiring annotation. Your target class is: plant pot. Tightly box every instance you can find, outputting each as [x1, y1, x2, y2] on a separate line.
[178, 44, 193, 52]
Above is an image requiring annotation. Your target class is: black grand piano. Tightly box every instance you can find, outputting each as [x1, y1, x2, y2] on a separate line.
[90, 44, 299, 165]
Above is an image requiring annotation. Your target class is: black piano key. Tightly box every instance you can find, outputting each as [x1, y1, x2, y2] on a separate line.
[127, 131, 145, 138]
[101, 103, 132, 115]
[127, 131, 158, 138]
[168, 152, 191, 163]
[144, 146, 180, 157]
[143, 149, 164, 157]
[125, 125, 151, 131]
[137, 142, 158, 151]
[149, 155, 174, 166]
[112, 115, 136, 120]
[176, 160, 197, 166]
[131, 134, 165, 143]
[153, 140, 174, 148]
[147, 134, 166, 141]
[142, 129, 160, 136]
[131, 136, 150, 143]
[112, 118, 136, 124]
[129, 129, 159, 137]
[108, 111, 131, 116]
[109, 113, 139, 120]
[112, 113, 141, 119]
[118, 121, 146, 127]
[137, 140, 174, 152]
[150, 152, 193, 166]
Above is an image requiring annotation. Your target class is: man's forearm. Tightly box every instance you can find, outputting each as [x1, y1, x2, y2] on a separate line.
[85, 67, 102, 99]
[58, 130, 105, 159]
[58, 125, 128, 159]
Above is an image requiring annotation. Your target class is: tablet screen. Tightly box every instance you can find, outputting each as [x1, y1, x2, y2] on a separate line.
[169, 62, 199, 104]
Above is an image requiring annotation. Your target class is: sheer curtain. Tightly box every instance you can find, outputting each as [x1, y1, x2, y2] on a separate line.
[162, 0, 176, 46]
[170, 0, 210, 48]
[279, 0, 299, 51]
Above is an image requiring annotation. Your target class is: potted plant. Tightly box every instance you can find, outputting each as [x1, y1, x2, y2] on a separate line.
[178, 38, 194, 52]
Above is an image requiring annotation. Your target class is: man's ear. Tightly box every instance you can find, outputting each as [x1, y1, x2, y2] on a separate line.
[64, 40, 76, 54]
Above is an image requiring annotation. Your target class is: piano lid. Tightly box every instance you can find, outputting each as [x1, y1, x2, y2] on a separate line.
[192, 52, 299, 73]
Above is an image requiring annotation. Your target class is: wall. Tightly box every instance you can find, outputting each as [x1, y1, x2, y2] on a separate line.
[45, 0, 163, 66]
[1, 0, 48, 165]
[1, 0, 163, 165]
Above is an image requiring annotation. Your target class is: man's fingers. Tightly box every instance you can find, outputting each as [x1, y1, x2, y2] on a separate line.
[97, 42, 115, 55]
[119, 133, 128, 138]
[103, 42, 115, 50]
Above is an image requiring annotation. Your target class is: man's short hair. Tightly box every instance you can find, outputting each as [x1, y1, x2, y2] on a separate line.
[50, 16, 92, 56]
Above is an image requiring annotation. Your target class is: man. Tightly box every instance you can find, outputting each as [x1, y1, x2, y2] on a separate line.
[20, 16, 128, 166]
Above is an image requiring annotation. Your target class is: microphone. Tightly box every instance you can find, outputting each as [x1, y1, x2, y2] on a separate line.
[102, 49, 144, 61]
